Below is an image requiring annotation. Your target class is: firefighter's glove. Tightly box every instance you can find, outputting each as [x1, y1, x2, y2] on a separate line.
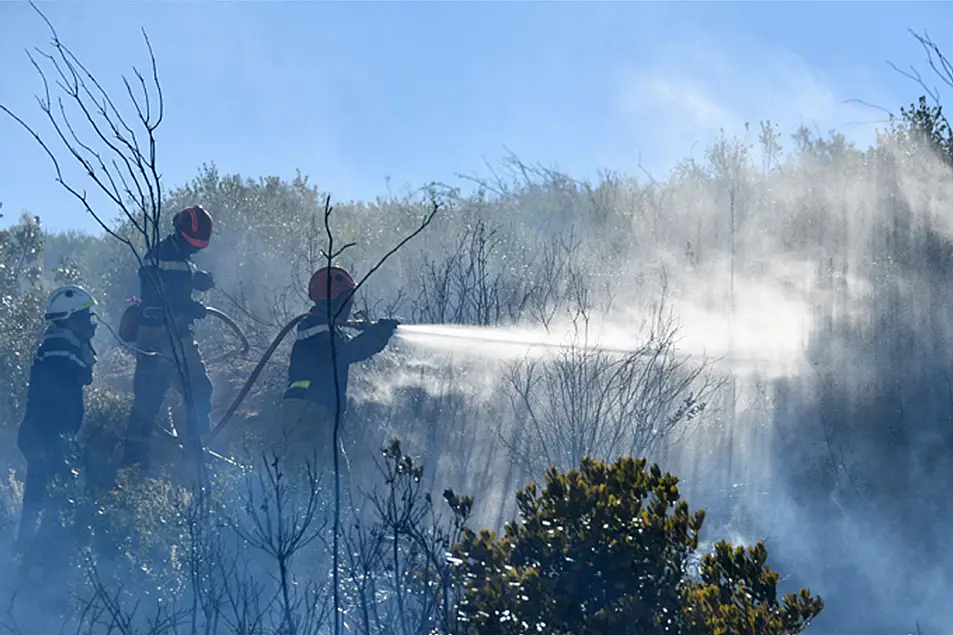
[193, 270, 216, 292]
[189, 301, 209, 320]
[376, 318, 399, 337]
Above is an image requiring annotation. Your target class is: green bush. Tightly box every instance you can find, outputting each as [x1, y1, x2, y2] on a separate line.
[452, 456, 823, 635]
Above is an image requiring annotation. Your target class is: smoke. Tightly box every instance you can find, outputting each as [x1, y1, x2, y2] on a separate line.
[651, 136, 953, 634]
[338, 131, 953, 634]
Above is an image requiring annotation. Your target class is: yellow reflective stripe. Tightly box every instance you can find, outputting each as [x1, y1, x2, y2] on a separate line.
[289, 380, 311, 390]
[48, 289, 68, 304]
[49, 289, 92, 308]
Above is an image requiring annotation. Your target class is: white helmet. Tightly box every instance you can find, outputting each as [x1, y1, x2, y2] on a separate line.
[45, 285, 96, 322]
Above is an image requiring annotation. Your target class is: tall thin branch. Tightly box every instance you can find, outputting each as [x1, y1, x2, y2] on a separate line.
[319, 185, 445, 635]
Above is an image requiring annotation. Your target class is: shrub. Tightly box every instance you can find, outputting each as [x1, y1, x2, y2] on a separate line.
[452, 456, 823, 635]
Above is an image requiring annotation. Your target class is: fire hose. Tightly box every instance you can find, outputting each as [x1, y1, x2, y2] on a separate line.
[203, 306, 251, 364]
[110, 301, 250, 363]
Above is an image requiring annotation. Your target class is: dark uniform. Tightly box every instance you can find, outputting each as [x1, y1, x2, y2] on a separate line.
[277, 311, 396, 468]
[123, 233, 215, 470]
[17, 325, 96, 577]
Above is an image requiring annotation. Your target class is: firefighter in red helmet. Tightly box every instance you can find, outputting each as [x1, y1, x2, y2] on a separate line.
[277, 266, 397, 469]
[122, 205, 217, 472]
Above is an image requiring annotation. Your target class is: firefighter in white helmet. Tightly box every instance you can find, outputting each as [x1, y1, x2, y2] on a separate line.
[16, 285, 98, 581]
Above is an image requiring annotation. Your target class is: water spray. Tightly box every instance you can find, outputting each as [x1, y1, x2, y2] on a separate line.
[394, 323, 649, 356]
[392, 322, 789, 369]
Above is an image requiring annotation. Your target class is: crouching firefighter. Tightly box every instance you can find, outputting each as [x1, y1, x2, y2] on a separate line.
[277, 266, 398, 471]
[16, 285, 98, 581]
[122, 205, 216, 473]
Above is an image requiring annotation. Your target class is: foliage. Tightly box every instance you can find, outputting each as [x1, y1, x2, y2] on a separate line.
[0, 213, 47, 440]
[452, 456, 823, 635]
[886, 96, 953, 163]
[0, 438, 481, 635]
[682, 542, 824, 635]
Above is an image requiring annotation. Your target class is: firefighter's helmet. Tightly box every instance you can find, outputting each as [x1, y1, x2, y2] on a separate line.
[173, 205, 213, 249]
[45, 285, 96, 322]
[309, 266, 356, 303]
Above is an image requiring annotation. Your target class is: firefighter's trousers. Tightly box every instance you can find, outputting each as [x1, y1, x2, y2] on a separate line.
[273, 397, 336, 478]
[123, 324, 213, 471]
[17, 453, 74, 578]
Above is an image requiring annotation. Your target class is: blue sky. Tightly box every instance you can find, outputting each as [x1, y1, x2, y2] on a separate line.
[1, 0, 951, 234]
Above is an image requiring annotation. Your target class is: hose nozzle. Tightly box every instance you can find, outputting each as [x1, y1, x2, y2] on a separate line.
[343, 317, 402, 331]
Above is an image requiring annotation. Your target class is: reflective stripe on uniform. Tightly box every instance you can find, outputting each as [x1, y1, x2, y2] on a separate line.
[35, 328, 95, 370]
[43, 329, 84, 349]
[297, 324, 330, 341]
[140, 304, 194, 326]
[288, 379, 311, 390]
[145, 259, 194, 273]
[36, 349, 90, 369]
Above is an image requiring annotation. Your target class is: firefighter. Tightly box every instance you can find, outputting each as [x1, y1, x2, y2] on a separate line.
[16, 284, 98, 581]
[277, 266, 398, 471]
[122, 205, 216, 472]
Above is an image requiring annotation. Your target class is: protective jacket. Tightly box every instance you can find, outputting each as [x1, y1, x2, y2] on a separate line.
[284, 314, 393, 411]
[138, 234, 210, 328]
[17, 326, 96, 459]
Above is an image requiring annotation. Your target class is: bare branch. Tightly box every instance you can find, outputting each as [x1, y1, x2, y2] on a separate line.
[889, 29, 953, 105]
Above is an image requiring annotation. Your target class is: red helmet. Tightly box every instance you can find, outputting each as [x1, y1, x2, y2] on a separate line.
[173, 205, 213, 249]
[309, 266, 356, 302]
